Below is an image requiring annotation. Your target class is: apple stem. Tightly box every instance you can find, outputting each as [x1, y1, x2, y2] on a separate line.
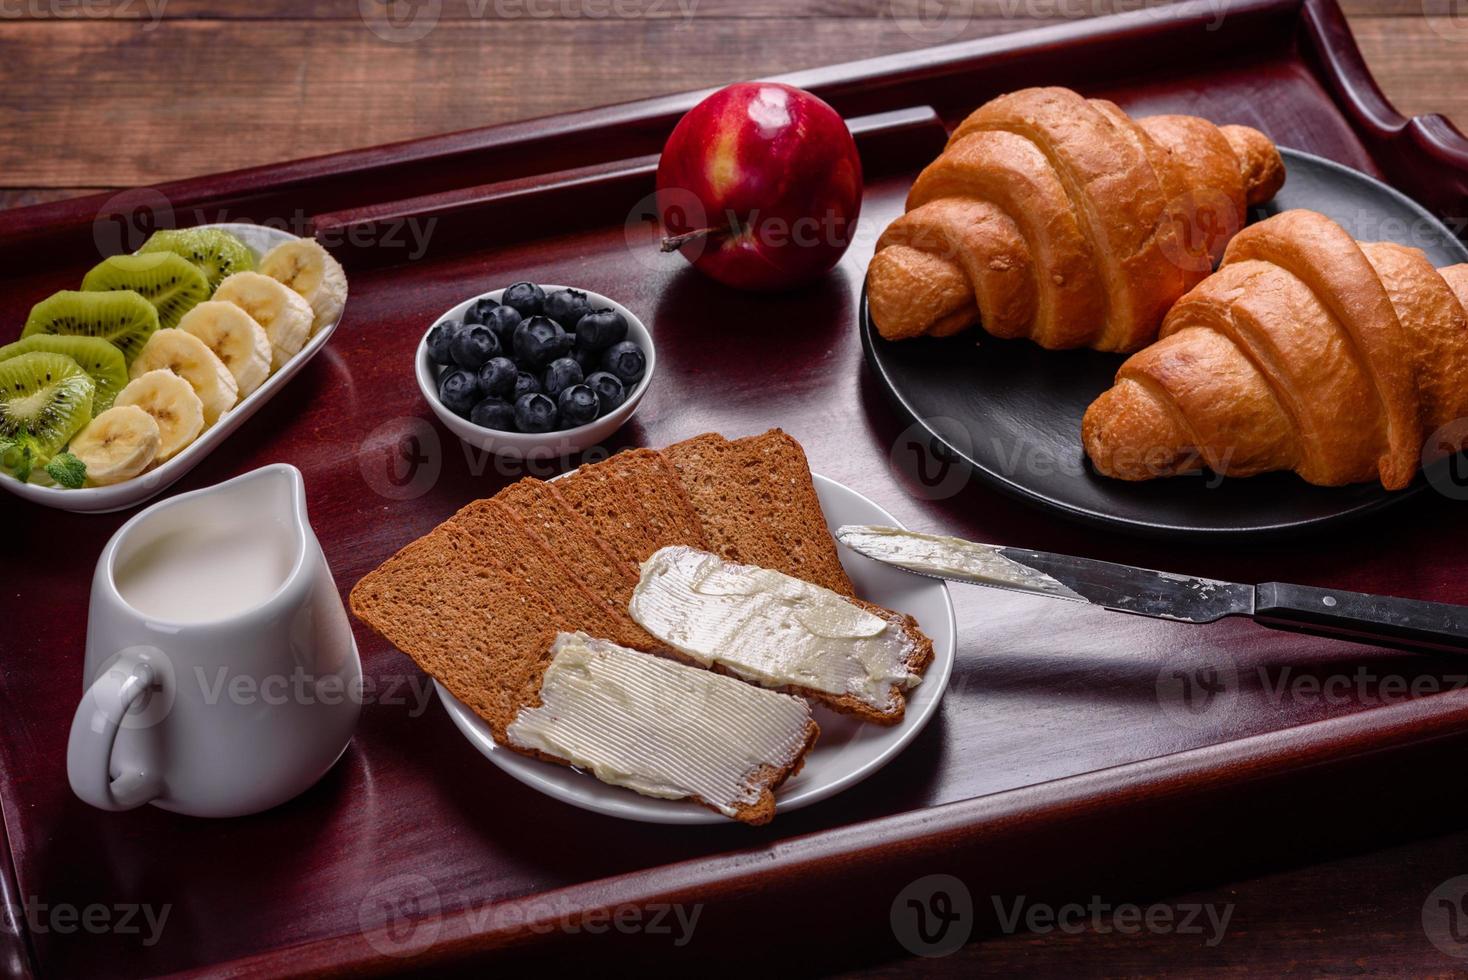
[660, 227, 720, 253]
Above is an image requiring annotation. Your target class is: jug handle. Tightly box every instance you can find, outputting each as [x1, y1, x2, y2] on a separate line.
[67, 649, 165, 811]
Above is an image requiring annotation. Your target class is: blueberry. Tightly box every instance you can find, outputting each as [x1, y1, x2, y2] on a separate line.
[584, 371, 625, 414]
[571, 345, 600, 372]
[477, 356, 518, 399]
[469, 396, 517, 431]
[557, 384, 600, 428]
[501, 282, 545, 318]
[449, 323, 501, 369]
[513, 371, 542, 400]
[438, 368, 479, 417]
[514, 392, 558, 433]
[462, 298, 500, 325]
[542, 289, 592, 330]
[542, 357, 584, 398]
[425, 319, 461, 365]
[600, 340, 646, 383]
[574, 308, 628, 352]
[480, 304, 522, 349]
[513, 315, 569, 369]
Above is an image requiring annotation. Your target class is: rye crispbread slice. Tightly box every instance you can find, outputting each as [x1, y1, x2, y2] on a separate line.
[662, 433, 791, 569]
[348, 500, 813, 825]
[495, 477, 637, 606]
[602, 448, 710, 552]
[660, 430, 933, 724]
[729, 430, 857, 597]
[550, 455, 661, 573]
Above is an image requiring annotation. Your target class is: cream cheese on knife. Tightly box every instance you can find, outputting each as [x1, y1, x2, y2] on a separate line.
[835, 525, 1084, 599]
[506, 632, 813, 817]
[629, 546, 920, 711]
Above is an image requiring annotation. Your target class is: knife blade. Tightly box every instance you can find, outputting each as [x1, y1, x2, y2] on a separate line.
[835, 525, 1468, 654]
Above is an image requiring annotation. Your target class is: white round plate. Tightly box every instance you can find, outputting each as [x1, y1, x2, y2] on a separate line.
[435, 472, 957, 824]
[0, 223, 345, 514]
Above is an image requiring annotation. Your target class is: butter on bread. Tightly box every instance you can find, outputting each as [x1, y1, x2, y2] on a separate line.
[349, 428, 935, 820]
[348, 498, 809, 825]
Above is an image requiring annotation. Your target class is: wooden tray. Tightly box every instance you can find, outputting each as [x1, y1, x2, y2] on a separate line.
[5, 0, 1468, 974]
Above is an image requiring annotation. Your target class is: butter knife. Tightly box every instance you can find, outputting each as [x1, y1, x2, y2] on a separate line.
[835, 525, 1468, 655]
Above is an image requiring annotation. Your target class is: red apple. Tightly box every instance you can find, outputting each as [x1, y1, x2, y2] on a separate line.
[656, 82, 863, 292]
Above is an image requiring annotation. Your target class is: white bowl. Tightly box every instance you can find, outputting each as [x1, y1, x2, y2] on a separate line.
[0, 223, 346, 514]
[416, 285, 654, 459]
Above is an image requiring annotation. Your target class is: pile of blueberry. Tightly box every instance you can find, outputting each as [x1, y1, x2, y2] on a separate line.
[425, 283, 648, 433]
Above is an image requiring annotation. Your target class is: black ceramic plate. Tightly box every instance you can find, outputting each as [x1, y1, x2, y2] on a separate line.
[860, 148, 1468, 538]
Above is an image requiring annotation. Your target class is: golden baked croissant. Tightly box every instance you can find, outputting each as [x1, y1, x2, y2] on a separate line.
[866, 87, 1285, 352]
[1083, 209, 1468, 490]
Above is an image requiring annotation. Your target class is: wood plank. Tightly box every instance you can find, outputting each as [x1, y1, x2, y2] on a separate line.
[1, 13, 1463, 192]
[0, 17, 1062, 188]
[0, 0, 1446, 19]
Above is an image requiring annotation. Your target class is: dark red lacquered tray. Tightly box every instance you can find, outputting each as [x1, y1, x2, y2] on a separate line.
[5, 1, 1468, 975]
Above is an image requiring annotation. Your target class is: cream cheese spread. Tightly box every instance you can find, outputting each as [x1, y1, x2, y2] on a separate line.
[835, 525, 1083, 600]
[505, 632, 813, 817]
[628, 546, 921, 711]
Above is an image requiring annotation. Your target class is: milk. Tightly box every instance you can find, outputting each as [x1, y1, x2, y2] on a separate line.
[115, 522, 296, 623]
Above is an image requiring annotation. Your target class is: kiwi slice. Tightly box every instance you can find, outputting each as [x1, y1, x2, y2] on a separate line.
[139, 228, 257, 294]
[0, 352, 95, 472]
[81, 252, 210, 331]
[0, 335, 127, 414]
[24, 290, 160, 365]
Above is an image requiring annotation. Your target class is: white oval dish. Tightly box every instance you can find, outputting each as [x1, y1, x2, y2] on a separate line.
[416, 285, 654, 459]
[0, 223, 345, 514]
[435, 472, 956, 825]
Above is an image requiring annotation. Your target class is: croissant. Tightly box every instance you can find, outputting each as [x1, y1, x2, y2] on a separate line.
[866, 87, 1285, 352]
[1083, 209, 1468, 490]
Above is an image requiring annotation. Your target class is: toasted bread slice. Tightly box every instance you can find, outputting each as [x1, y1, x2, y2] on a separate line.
[663, 433, 790, 567]
[602, 448, 710, 552]
[495, 478, 637, 608]
[349, 506, 813, 824]
[729, 430, 857, 597]
[663, 430, 856, 596]
[551, 455, 661, 573]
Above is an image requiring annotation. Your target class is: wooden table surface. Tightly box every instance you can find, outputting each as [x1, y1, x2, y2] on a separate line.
[4, 0, 1467, 975]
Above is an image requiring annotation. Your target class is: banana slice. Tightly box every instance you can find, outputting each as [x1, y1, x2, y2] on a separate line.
[258, 239, 348, 336]
[114, 369, 205, 462]
[213, 271, 313, 372]
[178, 301, 272, 399]
[67, 405, 161, 485]
[129, 328, 239, 426]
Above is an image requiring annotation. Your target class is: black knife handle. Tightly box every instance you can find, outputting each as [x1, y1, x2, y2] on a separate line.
[1253, 582, 1468, 655]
